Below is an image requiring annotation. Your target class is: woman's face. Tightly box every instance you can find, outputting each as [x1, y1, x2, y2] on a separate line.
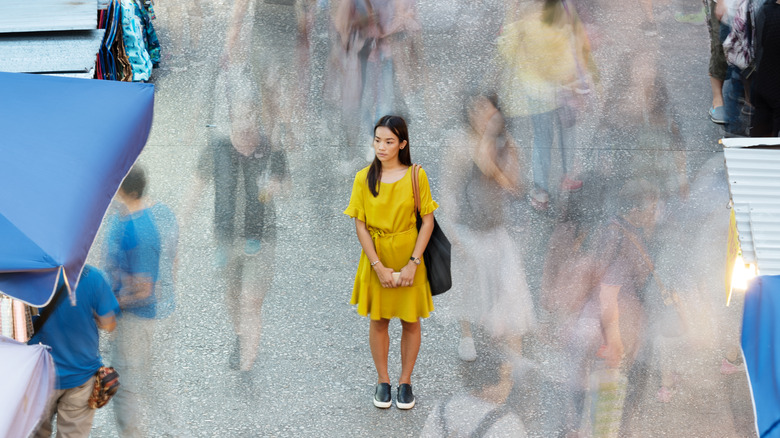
[373, 126, 407, 164]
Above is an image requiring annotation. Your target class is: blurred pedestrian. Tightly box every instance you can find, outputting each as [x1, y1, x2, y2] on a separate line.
[420, 346, 527, 437]
[750, 0, 780, 136]
[212, 67, 274, 264]
[383, 0, 426, 115]
[534, 180, 662, 436]
[705, 0, 729, 124]
[583, 180, 662, 436]
[187, 64, 290, 373]
[329, 0, 421, 167]
[592, 45, 689, 210]
[103, 165, 177, 437]
[214, 76, 290, 372]
[715, 0, 759, 137]
[30, 265, 119, 438]
[440, 94, 535, 363]
[222, 0, 301, 152]
[330, 0, 386, 165]
[536, 196, 603, 436]
[498, 0, 595, 210]
[344, 115, 437, 410]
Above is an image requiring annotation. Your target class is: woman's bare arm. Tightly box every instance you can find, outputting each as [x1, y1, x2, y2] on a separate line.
[599, 283, 623, 368]
[399, 213, 433, 286]
[355, 218, 396, 288]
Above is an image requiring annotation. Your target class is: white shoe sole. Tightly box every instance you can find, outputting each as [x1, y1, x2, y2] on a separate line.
[373, 398, 392, 409]
[458, 337, 477, 362]
[396, 399, 415, 410]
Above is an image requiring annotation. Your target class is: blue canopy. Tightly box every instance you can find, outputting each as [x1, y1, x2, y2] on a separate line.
[742, 275, 780, 438]
[0, 72, 154, 307]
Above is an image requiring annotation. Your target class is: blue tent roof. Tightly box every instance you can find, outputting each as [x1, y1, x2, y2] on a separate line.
[742, 275, 780, 438]
[0, 72, 154, 307]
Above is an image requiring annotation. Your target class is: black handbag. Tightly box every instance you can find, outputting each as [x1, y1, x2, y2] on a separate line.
[615, 220, 688, 338]
[411, 164, 452, 296]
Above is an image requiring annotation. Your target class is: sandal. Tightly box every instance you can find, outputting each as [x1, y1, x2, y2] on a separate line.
[656, 386, 674, 403]
[530, 188, 549, 211]
[720, 358, 744, 375]
[561, 176, 583, 192]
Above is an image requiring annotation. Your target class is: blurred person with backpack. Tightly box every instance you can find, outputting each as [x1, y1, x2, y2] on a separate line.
[103, 165, 179, 437]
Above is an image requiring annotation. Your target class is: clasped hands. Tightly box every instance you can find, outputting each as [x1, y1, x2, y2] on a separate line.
[373, 261, 417, 288]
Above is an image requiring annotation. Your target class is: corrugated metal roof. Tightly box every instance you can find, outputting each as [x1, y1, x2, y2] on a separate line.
[722, 138, 780, 275]
[0, 0, 96, 33]
[0, 30, 104, 76]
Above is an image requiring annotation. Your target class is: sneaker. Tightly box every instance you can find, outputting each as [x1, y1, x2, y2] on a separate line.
[720, 358, 744, 375]
[709, 106, 726, 124]
[244, 239, 262, 256]
[396, 383, 415, 410]
[458, 337, 477, 362]
[373, 383, 392, 409]
[215, 244, 229, 268]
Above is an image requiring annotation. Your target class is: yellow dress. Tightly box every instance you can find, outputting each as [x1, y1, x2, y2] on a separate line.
[344, 166, 438, 322]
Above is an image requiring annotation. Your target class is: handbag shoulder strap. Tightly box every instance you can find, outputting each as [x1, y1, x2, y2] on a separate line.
[471, 403, 512, 438]
[613, 220, 668, 296]
[436, 396, 452, 437]
[33, 283, 67, 334]
[411, 164, 421, 214]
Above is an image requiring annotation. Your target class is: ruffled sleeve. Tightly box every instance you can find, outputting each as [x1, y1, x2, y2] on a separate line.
[344, 170, 367, 222]
[418, 167, 439, 216]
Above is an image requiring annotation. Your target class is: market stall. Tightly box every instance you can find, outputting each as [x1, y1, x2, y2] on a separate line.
[723, 137, 780, 438]
[0, 71, 153, 436]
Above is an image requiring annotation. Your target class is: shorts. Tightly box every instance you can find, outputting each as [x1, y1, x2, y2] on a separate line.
[708, 0, 727, 80]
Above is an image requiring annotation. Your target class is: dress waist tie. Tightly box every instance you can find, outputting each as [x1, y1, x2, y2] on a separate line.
[368, 226, 416, 261]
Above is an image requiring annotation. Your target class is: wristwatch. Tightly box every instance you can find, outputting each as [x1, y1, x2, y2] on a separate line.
[410, 257, 421, 265]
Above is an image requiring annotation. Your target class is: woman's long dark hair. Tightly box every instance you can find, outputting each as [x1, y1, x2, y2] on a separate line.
[367, 115, 412, 197]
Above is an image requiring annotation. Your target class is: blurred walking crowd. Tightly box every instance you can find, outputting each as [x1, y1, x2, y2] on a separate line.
[25, 0, 765, 436]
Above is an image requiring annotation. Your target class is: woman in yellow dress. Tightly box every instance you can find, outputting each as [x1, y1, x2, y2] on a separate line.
[344, 115, 437, 410]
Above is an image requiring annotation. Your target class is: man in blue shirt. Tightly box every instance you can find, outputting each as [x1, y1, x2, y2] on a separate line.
[29, 265, 119, 438]
[104, 165, 177, 437]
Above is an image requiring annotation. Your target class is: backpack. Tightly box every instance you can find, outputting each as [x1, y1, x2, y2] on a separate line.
[723, 0, 754, 70]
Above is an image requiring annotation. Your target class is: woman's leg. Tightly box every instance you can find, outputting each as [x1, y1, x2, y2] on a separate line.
[458, 319, 477, 361]
[460, 319, 472, 339]
[239, 252, 273, 371]
[241, 154, 265, 242]
[369, 318, 391, 383]
[531, 111, 554, 194]
[399, 318, 421, 384]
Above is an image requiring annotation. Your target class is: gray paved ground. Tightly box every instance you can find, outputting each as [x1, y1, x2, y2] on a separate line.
[83, 0, 756, 436]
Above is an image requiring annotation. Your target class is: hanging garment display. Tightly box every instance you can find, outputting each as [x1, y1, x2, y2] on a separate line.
[96, 0, 160, 81]
[120, 0, 153, 81]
